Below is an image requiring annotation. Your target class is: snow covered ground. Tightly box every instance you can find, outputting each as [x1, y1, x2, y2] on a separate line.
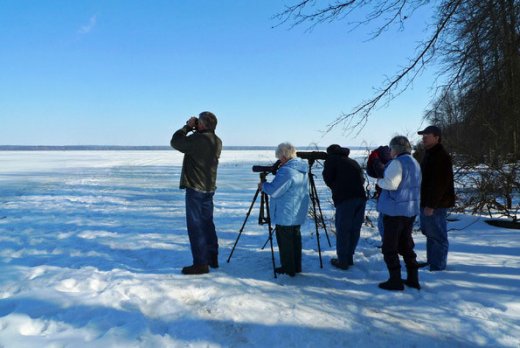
[0, 150, 518, 347]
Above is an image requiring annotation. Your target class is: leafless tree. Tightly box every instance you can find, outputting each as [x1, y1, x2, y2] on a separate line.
[424, 0, 520, 219]
[275, 0, 464, 134]
[277, 1, 520, 220]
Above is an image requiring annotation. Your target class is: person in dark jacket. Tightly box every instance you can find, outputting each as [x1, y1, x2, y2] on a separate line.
[377, 136, 422, 291]
[323, 144, 367, 270]
[171, 111, 222, 275]
[418, 125, 455, 271]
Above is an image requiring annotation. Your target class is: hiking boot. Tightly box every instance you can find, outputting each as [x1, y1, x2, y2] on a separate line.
[417, 261, 429, 268]
[331, 258, 349, 270]
[378, 268, 404, 291]
[429, 265, 445, 271]
[404, 267, 421, 290]
[209, 255, 219, 269]
[404, 279, 421, 289]
[378, 278, 404, 291]
[181, 264, 209, 275]
[347, 255, 354, 266]
[275, 267, 295, 277]
[275, 267, 285, 274]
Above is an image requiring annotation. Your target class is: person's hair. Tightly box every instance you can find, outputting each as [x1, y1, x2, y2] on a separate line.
[389, 135, 412, 155]
[199, 111, 217, 131]
[275, 142, 297, 160]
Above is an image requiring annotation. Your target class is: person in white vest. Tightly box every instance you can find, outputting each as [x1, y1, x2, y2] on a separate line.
[377, 136, 422, 291]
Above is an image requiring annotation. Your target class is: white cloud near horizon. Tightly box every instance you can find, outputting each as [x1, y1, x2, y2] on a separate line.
[78, 15, 97, 34]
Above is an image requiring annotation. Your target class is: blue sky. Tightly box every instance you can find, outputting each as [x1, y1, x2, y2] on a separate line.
[1, 1, 437, 147]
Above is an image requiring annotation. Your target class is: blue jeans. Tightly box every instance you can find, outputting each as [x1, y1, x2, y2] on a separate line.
[335, 198, 366, 265]
[420, 208, 448, 270]
[185, 188, 218, 265]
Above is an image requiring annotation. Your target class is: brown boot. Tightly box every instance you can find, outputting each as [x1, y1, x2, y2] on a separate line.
[181, 264, 209, 275]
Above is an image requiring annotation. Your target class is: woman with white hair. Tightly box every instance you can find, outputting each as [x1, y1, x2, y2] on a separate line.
[259, 142, 310, 276]
[377, 135, 422, 290]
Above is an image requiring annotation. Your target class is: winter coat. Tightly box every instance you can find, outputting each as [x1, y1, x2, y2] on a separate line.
[322, 145, 366, 207]
[377, 154, 422, 217]
[420, 143, 455, 208]
[170, 126, 222, 192]
[262, 158, 310, 226]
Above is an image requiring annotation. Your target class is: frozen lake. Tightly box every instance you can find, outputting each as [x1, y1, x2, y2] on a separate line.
[0, 150, 518, 347]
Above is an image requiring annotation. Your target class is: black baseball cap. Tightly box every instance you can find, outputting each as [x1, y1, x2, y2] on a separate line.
[418, 125, 441, 137]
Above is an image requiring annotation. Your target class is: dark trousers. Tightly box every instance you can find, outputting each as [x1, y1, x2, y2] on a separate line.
[335, 198, 366, 265]
[275, 225, 302, 275]
[382, 215, 418, 271]
[185, 188, 219, 265]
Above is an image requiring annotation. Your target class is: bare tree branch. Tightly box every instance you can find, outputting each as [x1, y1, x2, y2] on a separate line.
[323, 0, 464, 135]
[273, 1, 471, 136]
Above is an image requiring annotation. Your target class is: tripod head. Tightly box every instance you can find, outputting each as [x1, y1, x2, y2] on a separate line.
[296, 151, 327, 168]
[251, 162, 280, 225]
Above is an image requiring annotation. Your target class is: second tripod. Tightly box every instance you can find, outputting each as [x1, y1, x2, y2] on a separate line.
[304, 157, 331, 268]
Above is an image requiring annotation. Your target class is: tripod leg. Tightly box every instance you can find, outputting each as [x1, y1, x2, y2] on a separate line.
[264, 194, 277, 278]
[260, 192, 271, 249]
[261, 235, 270, 250]
[308, 174, 323, 268]
[311, 179, 332, 247]
[227, 188, 261, 263]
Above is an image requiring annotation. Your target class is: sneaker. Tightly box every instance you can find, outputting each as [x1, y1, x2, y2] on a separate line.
[331, 258, 349, 270]
[181, 264, 209, 275]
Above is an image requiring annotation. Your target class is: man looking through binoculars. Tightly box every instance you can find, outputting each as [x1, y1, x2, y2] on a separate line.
[171, 111, 222, 275]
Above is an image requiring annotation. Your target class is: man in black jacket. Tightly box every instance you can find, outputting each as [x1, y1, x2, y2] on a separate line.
[171, 111, 222, 275]
[417, 126, 455, 271]
[323, 144, 367, 270]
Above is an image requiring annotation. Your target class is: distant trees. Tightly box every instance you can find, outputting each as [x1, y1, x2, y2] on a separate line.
[424, 0, 520, 219]
[276, 1, 519, 145]
[427, 0, 520, 161]
[277, 0, 520, 219]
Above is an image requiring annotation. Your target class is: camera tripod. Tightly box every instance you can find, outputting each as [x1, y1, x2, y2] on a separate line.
[305, 158, 331, 268]
[227, 172, 278, 278]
